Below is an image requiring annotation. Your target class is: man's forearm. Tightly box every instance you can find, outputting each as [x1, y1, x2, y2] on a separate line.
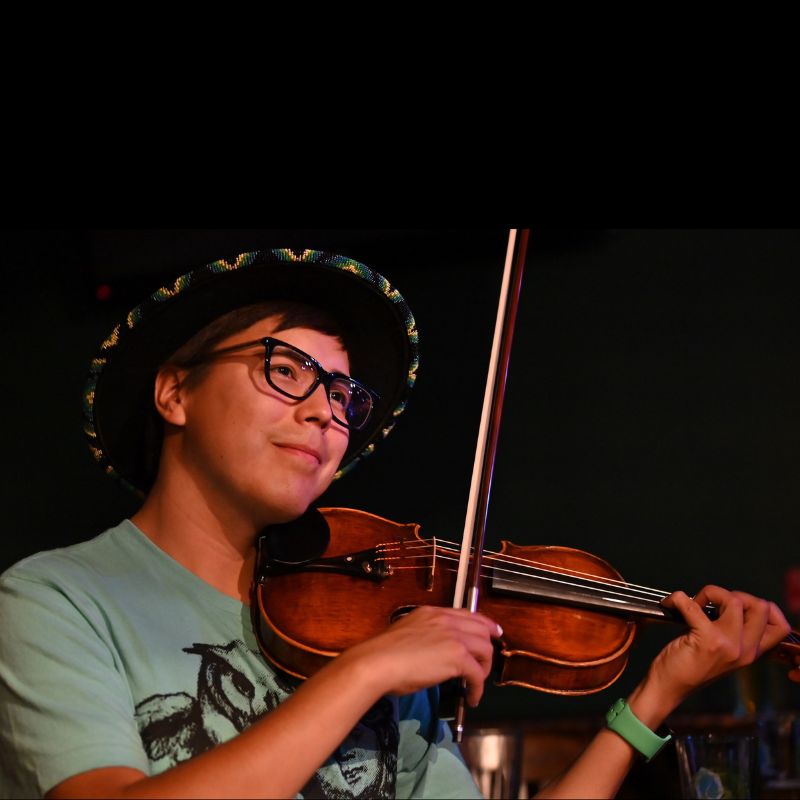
[533, 678, 675, 800]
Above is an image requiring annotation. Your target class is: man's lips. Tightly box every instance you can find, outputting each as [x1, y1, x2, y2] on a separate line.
[273, 443, 322, 465]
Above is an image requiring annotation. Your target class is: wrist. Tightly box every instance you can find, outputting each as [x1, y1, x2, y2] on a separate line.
[332, 642, 396, 700]
[626, 674, 682, 730]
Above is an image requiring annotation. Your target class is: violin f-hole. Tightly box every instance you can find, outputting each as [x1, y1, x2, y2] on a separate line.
[390, 606, 420, 624]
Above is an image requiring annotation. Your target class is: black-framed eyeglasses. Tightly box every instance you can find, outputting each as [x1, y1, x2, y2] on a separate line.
[197, 337, 380, 431]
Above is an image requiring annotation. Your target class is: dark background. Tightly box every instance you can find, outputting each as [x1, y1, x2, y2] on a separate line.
[2, 228, 799, 722]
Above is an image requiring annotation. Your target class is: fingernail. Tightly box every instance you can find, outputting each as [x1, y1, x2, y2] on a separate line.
[496, 624, 503, 637]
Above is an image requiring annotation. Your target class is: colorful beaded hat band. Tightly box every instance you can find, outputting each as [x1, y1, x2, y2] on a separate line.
[84, 249, 419, 495]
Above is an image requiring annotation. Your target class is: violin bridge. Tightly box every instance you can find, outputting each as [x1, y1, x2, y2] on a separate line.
[427, 536, 437, 591]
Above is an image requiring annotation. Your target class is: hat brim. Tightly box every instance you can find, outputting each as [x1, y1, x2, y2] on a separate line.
[84, 250, 418, 494]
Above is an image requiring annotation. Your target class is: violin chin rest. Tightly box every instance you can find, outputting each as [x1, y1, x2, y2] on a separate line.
[262, 507, 331, 566]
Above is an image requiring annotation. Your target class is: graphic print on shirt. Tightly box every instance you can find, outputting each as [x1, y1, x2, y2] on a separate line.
[133, 640, 398, 799]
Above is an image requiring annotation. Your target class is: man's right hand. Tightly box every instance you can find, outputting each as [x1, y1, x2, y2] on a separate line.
[337, 606, 503, 707]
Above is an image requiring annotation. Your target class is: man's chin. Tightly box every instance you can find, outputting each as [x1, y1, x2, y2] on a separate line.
[266, 505, 311, 526]
[252, 471, 338, 528]
[258, 490, 324, 528]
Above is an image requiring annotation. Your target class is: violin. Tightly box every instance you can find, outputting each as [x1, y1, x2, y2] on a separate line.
[251, 506, 800, 694]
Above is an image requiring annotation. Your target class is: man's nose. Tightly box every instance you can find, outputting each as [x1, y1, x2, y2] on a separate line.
[300, 383, 334, 425]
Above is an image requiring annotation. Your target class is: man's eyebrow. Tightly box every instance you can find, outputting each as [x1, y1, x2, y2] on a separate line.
[209, 339, 265, 356]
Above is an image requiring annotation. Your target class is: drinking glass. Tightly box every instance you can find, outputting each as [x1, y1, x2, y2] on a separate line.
[676, 734, 757, 799]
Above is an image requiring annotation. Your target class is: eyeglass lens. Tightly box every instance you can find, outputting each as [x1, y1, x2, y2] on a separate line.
[267, 344, 373, 429]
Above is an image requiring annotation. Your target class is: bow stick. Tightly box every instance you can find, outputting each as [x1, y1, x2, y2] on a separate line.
[452, 228, 529, 741]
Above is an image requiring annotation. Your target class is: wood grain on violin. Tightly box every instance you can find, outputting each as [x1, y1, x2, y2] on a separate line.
[251, 507, 800, 694]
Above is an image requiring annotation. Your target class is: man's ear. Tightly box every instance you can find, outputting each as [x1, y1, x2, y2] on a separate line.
[154, 367, 189, 427]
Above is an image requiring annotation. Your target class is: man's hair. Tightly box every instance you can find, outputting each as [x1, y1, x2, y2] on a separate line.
[142, 301, 346, 489]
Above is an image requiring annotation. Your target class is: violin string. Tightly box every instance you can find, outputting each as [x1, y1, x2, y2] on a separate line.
[437, 553, 670, 607]
[376, 538, 674, 598]
[377, 540, 672, 601]
[377, 551, 665, 600]
[388, 551, 670, 608]
[434, 563, 672, 610]
[474, 546, 674, 598]
[385, 548, 671, 605]
[372, 544, 777, 618]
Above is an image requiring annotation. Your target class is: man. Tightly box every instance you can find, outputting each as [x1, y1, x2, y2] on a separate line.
[0, 249, 794, 799]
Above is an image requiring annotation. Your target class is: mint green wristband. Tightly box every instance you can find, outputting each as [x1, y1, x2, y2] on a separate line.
[605, 699, 672, 763]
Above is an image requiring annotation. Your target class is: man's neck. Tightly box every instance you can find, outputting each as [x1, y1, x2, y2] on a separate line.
[131, 473, 259, 605]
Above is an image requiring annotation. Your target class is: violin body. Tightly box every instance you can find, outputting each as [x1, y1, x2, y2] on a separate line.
[254, 507, 800, 694]
[254, 507, 637, 695]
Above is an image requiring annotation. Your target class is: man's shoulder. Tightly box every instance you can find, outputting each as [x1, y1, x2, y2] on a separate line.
[0, 520, 139, 589]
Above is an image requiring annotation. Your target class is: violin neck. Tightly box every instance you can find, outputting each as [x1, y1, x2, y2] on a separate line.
[490, 564, 715, 625]
[768, 629, 800, 666]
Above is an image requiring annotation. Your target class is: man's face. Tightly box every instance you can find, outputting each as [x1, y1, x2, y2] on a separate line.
[172, 319, 351, 527]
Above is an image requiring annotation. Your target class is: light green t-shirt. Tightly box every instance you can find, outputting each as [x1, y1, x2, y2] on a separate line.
[0, 521, 481, 799]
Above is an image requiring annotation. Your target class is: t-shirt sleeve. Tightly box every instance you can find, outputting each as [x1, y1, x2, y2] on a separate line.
[396, 688, 483, 800]
[0, 572, 149, 799]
